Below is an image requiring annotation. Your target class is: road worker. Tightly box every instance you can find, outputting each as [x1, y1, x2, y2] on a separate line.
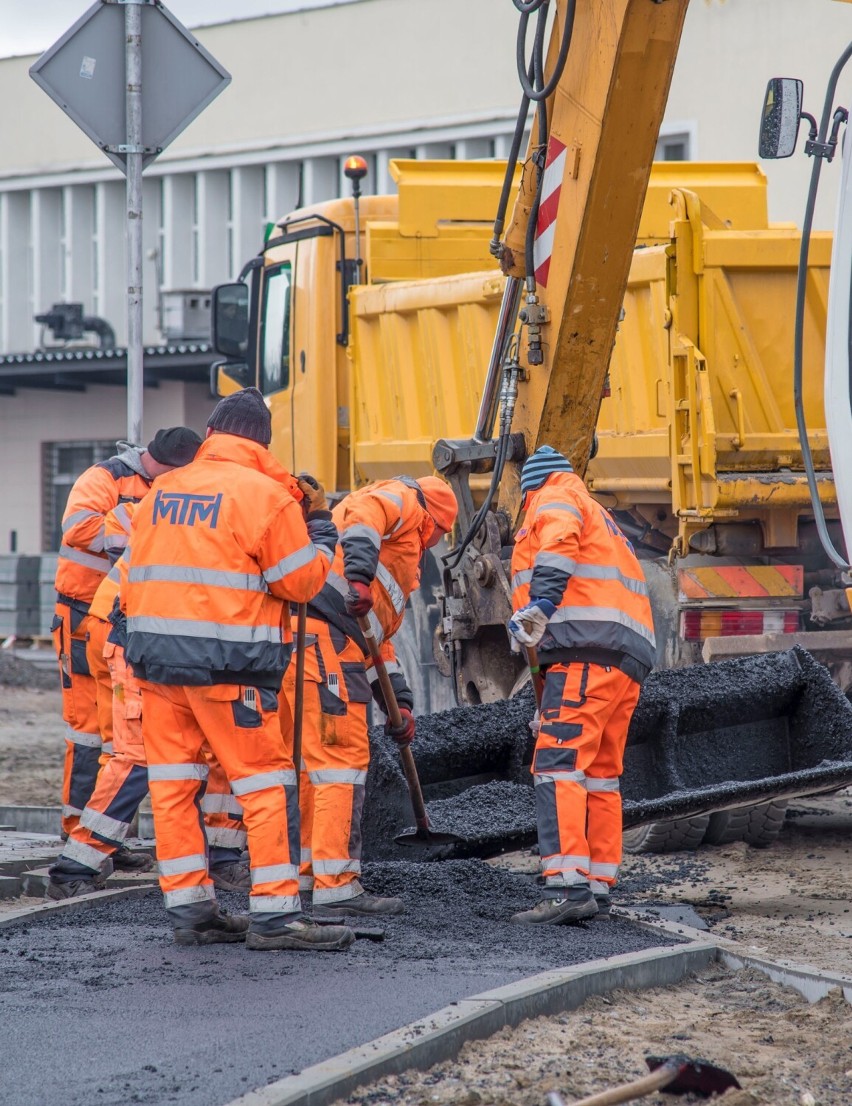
[53, 428, 202, 841]
[124, 388, 354, 950]
[281, 474, 458, 917]
[47, 441, 249, 899]
[507, 446, 656, 925]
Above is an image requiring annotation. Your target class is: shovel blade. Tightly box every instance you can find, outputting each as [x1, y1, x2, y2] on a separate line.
[646, 1055, 740, 1096]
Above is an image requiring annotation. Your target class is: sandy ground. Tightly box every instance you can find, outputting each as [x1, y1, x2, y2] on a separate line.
[0, 686, 66, 806]
[338, 964, 852, 1106]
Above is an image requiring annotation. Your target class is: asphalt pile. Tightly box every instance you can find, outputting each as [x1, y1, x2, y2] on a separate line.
[0, 649, 57, 690]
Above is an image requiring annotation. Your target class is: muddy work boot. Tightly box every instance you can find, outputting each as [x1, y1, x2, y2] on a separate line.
[511, 885, 598, 925]
[172, 907, 250, 947]
[246, 915, 355, 952]
[112, 845, 155, 873]
[210, 860, 251, 892]
[314, 890, 404, 917]
[46, 875, 107, 901]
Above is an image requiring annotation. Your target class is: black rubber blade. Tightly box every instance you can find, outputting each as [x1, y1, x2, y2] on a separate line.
[646, 1054, 741, 1095]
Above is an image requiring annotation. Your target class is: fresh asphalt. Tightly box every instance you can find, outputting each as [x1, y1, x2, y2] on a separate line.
[0, 860, 678, 1106]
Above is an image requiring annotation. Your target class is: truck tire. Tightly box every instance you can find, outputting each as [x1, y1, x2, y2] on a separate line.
[704, 801, 788, 848]
[622, 816, 710, 854]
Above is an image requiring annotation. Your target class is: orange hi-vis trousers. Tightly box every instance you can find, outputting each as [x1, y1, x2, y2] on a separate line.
[141, 681, 299, 919]
[54, 642, 245, 879]
[52, 598, 105, 836]
[87, 617, 114, 760]
[534, 661, 640, 894]
[280, 619, 373, 907]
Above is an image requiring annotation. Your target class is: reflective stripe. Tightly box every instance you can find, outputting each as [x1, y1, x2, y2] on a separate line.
[568, 563, 648, 596]
[63, 508, 101, 533]
[249, 894, 301, 913]
[376, 562, 406, 615]
[544, 854, 590, 870]
[158, 853, 207, 877]
[534, 551, 578, 575]
[231, 769, 297, 795]
[367, 611, 384, 644]
[299, 875, 315, 890]
[104, 564, 121, 586]
[129, 565, 268, 592]
[365, 659, 402, 680]
[163, 885, 215, 909]
[319, 545, 333, 563]
[313, 879, 365, 905]
[534, 770, 586, 786]
[344, 523, 381, 549]
[112, 503, 133, 532]
[101, 743, 114, 756]
[59, 544, 108, 572]
[549, 605, 656, 646]
[376, 490, 404, 511]
[307, 768, 368, 786]
[543, 871, 590, 887]
[126, 616, 282, 644]
[103, 535, 128, 554]
[61, 838, 108, 871]
[300, 848, 312, 864]
[204, 827, 247, 848]
[251, 864, 299, 884]
[79, 809, 130, 842]
[313, 858, 361, 876]
[263, 542, 320, 585]
[200, 792, 243, 817]
[65, 727, 101, 748]
[588, 862, 619, 879]
[63, 804, 83, 818]
[512, 569, 533, 590]
[585, 777, 620, 793]
[534, 501, 583, 522]
[148, 763, 209, 782]
[588, 879, 610, 895]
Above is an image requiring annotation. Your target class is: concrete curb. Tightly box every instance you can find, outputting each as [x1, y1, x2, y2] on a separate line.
[223, 942, 718, 1106]
[0, 884, 154, 929]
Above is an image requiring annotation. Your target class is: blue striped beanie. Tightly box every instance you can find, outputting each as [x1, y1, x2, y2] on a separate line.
[520, 445, 573, 496]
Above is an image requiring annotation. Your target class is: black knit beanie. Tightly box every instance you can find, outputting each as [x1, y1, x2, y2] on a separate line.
[147, 426, 203, 467]
[206, 387, 272, 446]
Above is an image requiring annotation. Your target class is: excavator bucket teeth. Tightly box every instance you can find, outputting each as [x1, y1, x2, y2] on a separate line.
[359, 647, 852, 861]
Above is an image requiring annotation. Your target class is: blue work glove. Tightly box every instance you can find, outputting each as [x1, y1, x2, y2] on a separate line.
[507, 599, 556, 647]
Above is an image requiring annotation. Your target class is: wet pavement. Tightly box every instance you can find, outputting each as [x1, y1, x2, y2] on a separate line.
[0, 860, 679, 1106]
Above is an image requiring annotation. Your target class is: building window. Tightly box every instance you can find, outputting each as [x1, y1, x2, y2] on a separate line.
[42, 440, 118, 552]
[656, 131, 692, 161]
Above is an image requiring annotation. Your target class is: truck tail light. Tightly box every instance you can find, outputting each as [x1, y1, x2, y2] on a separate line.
[681, 608, 800, 642]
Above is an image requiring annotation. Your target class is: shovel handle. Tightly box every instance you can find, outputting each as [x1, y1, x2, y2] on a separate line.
[292, 602, 308, 791]
[358, 615, 431, 833]
[526, 646, 545, 709]
[568, 1064, 678, 1106]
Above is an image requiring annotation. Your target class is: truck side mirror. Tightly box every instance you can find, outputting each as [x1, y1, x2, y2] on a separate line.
[212, 282, 249, 358]
[759, 77, 804, 159]
[209, 359, 253, 398]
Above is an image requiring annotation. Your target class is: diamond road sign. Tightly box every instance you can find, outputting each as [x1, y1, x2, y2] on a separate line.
[30, 1, 231, 174]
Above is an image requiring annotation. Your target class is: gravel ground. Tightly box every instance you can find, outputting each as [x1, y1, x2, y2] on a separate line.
[337, 963, 852, 1106]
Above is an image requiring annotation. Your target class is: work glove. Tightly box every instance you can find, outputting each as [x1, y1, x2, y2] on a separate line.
[345, 579, 374, 617]
[386, 707, 416, 746]
[529, 710, 541, 737]
[297, 472, 328, 514]
[507, 598, 556, 648]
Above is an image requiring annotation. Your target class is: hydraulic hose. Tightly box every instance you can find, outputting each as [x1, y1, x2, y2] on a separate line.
[516, 0, 576, 103]
[795, 42, 852, 570]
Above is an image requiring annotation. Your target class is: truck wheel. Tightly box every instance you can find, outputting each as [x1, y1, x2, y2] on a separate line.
[704, 801, 788, 848]
[622, 816, 710, 854]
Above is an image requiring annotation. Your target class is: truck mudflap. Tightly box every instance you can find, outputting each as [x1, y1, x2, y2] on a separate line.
[360, 646, 852, 860]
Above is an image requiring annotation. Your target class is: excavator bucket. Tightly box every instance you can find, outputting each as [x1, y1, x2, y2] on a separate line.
[360, 646, 852, 860]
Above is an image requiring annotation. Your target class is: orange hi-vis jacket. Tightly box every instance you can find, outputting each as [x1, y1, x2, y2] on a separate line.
[55, 448, 152, 605]
[124, 434, 337, 688]
[89, 502, 137, 624]
[511, 472, 656, 684]
[307, 477, 433, 706]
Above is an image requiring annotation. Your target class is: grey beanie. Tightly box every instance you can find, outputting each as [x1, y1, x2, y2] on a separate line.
[207, 387, 271, 446]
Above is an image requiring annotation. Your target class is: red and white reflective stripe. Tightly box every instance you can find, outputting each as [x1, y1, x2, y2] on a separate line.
[533, 135, 567, 287]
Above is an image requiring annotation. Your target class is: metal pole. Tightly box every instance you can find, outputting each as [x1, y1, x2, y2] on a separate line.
[125, 1, 144, 446]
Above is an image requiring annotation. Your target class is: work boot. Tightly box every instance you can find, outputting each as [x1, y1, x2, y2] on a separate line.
[173, 907, 250, 947]
[112, 845, 155, 873]
[593, 892, 612, 919]
[210, 860, 251, 892]
[46, 875, 107, 901]
[510, 885, 598, 925]
[314, 890, 404, 917]
[246, 915, 355, 952]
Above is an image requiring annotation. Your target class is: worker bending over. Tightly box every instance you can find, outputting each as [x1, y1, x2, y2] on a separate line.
[124, 389, 354, 951]
[53, 429, 200, 841]
[507, 446, 656, 925]
[282, 474, 458, 916]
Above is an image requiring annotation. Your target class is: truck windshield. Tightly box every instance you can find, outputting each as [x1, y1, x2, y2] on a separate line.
[260, 263, 292, 393]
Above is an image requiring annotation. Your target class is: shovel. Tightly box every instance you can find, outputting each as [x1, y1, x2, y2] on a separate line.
[357, 615, 462, 849]
[547, 1053, 740, 1106]
[292, 602, 308, 794]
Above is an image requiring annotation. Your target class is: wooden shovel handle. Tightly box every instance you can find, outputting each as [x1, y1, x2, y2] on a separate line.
[526, 645, 545, 709]
[568, 1064, 678, 1106]
[292, 602, 308, 792]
